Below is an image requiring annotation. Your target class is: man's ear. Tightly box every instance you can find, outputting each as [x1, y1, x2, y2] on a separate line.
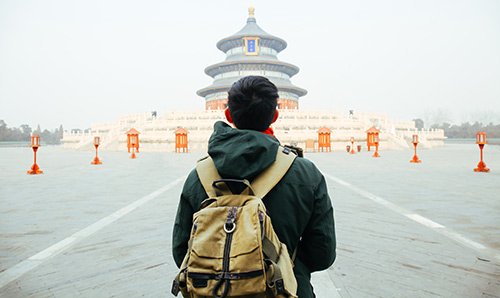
[224, 108, 233, 123]
[271, 109, 279, 124]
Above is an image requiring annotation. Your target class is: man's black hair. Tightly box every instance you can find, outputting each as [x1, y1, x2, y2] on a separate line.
[227, 76, 279, 131]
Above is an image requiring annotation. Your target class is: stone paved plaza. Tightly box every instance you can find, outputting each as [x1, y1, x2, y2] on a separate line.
[0, 142, 499, 297]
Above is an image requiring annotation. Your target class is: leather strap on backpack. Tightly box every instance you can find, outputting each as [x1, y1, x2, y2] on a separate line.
[251, 147, 296, 198]
[196, 156, 223, 197]
[196, 146, 296, 199]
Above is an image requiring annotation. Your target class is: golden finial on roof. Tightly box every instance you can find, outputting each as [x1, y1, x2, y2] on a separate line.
[248, 6, 255, 18]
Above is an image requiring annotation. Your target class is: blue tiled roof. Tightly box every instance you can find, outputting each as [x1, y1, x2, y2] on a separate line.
[217, 16, 287, 53]
[197, 77, 307, 97]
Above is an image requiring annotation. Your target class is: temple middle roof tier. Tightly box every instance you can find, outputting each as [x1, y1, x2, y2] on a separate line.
[197, 77, 307, 98]
[205, 60, 300, 78]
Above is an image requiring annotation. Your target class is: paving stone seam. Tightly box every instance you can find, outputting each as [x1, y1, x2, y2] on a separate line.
[324, 173, 500, 264]
[0, 175, 187, 290]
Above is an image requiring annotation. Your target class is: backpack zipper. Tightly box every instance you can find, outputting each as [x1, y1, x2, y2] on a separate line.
[213, 206, 237, 298]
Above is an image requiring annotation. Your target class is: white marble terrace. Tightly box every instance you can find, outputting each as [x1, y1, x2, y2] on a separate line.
[62, 110, 445, 152]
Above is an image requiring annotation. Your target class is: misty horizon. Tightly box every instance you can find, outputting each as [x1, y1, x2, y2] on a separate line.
[1, 0, 499, 130]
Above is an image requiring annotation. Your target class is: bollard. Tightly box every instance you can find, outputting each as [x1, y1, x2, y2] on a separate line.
[474, 132, 489, 172]
[27, 135, 43, 174]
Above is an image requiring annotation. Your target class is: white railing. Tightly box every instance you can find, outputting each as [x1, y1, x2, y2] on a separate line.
[61, 109, 445, 152]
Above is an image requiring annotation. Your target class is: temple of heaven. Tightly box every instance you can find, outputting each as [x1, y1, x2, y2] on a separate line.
[62, 7, 445, 153]
[197, 7, 307, 110]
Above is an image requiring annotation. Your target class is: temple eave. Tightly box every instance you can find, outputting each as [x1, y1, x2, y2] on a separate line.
[217, 35, 287, 53]
[197, 86, 231, 98]
[276, 86, 308, 97]
[197, 84, 307, 98]
[204, 61, 300, 77]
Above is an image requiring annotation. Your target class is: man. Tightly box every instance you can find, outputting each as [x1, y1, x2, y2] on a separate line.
[172, 76, 336, 297]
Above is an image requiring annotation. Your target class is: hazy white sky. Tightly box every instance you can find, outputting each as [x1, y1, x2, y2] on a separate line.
[1, 0, 499, 130]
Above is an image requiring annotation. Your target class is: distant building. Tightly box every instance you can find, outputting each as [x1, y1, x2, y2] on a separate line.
[197, 7, 307, 110]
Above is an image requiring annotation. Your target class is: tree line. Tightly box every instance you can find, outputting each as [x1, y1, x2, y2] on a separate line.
[2, 119, 499, 144]
[0, 120, 64, 144]
[430, 122, 500, 139]
[413, 118, 500, 138]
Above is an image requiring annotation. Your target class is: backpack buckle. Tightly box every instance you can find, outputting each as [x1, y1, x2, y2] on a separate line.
[171, 280, 180, 296]
[275, 278, 286, 295]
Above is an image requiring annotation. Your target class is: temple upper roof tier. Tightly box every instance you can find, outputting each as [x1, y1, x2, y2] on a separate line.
[216, 13, 287, 53]
[217, 35, 287, 54]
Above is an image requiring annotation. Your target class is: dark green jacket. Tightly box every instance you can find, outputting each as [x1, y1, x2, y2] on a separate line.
[172, 121, 336, 297]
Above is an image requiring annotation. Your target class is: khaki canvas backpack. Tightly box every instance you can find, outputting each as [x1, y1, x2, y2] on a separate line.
[172, 147, 298, 298]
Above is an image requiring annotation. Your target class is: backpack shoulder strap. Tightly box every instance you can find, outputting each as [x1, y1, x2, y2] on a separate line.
[196, 146, 296, 198]
[196, 156, 222, 197]
[252, 146, 296, 198]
